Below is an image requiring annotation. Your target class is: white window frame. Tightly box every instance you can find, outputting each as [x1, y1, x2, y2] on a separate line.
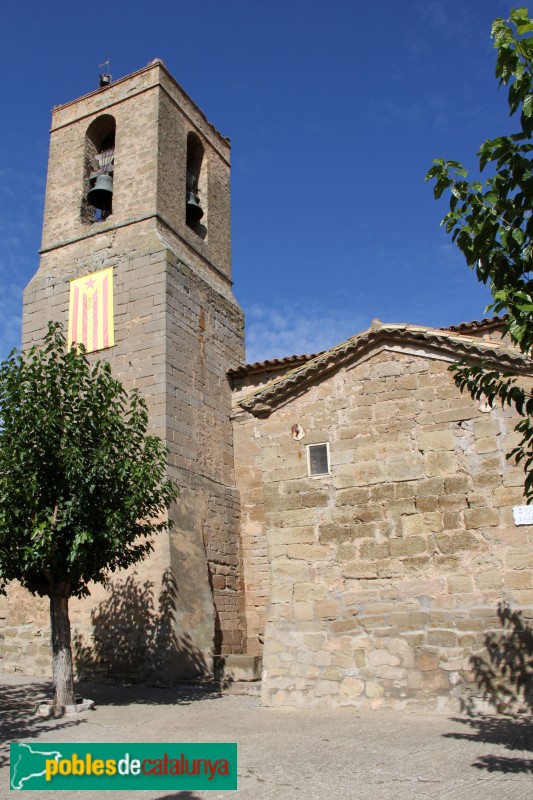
[306, 442, 331, 478]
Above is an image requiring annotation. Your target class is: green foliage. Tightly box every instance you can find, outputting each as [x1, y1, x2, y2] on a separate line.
[426, 8, 533, 499]
[0, 322, 178, 599]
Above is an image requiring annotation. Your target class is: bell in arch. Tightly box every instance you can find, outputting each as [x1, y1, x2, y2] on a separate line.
[186, 190, 203, 225]
[87, 173, 113, 212]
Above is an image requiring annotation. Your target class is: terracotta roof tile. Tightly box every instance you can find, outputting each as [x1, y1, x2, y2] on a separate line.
[228, 352, 322, 378]
[441, 314, 508, 333]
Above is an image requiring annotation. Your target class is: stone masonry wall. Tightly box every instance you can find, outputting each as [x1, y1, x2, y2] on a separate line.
[2, 62, 245, 678]
[232, 411, 268, 654]
[4, 231, 245, 677]
[234, 345, 533, 709]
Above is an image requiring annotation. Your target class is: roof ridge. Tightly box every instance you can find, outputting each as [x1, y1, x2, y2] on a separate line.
[231, 316, 510, 379]
[238, 321, 529, 417]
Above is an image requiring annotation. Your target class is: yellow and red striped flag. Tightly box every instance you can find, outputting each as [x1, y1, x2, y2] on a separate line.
[68, 267, 115, 353]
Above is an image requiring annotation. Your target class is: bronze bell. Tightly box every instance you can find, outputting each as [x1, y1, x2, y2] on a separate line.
[87, 173, 113, 211]
[186, 190, 203, 225]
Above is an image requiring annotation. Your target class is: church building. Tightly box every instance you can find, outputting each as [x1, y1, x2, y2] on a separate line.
[1, 61, 532, 711]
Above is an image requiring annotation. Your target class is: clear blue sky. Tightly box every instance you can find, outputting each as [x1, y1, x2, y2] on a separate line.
[0, 0, 517, 363]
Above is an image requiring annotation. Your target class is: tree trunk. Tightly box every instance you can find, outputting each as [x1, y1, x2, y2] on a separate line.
[49, 590, 76, 707]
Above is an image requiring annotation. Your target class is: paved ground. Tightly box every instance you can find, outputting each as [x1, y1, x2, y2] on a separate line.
[1, 672, 531, 799]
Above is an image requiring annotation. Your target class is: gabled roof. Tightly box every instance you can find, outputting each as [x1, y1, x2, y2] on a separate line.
[230, 315, 509, 381]
[238, 319, 531, 417]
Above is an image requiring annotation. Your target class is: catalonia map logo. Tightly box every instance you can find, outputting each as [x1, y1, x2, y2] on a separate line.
[10, 742, 237, 790]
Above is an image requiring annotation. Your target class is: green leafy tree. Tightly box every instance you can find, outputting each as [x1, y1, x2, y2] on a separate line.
[0, 323, 178, 706]
[426, 7, 533, 498]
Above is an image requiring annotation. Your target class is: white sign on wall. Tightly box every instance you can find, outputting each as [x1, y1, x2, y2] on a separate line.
[512, 505, 533, 525]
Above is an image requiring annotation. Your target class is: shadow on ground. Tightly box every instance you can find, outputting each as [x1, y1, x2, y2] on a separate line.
[0, 680, 85, 768]
[443, 602, 533, 775]
[153, 794, 204, 800]
[444, 715, 533, 773]
[75, 679, 228, 708]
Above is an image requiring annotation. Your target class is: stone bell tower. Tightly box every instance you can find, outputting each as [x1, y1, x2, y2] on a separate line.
[18, 60, 245, 680]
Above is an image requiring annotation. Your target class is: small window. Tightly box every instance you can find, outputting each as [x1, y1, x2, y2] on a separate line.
[307, 443, 330, 477]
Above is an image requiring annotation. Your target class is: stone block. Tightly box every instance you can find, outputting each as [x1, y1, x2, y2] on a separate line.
[370, 484, 395, 502]
[318, 525, 351, 544]
[315, 680, 340, 696]
[506, 549, 533, 569]
[505, 570, 533, 589]
[367, 649, 400, 667]
[418, 430, 455, 451]
[337, 542, 357, 561]
[492, 486, 526, 507]
[464, 507, 500, 529]
[321, 667, 343, 681]
[447, 575, 473, 593]
[473, 419, 500, 438]
[353, 461, 386, 486]
[475, 569, 504, 590]
[213, 655, 262, 681]
[340, 677, 364, 696]
[331, 619, 361, 633]
[384, 456, 424, 482]
[475, 436, 499, 454]
[425, 450, 457, 476]
[286, 544, 329, 561]
[293, 583, 328, 602]
[416, 651, 439, 671]
[314, 600, 340, 619]
[445, 475, 470, 494]
[303, 633, 326, 651]
[421, 670, 451, 691]
[427, 630, 458, 647]
[442, 511, 462, 530]
[387, 501, 418, 520]
[433, 407, 475, 424]
[374, 665, 406, 681]
[402, 513, 443, 536]
[417, 478, 445, 496]
[389, 536, 426, 557]
[352, 504, 384, 522]
[359, 541, 390, 560]
[343, 562, 379, 579]
[416, 496, 439, 512]
[350, 522, 380, 540]
[365, 681, 385, 698]
[435, 531, 479, 554]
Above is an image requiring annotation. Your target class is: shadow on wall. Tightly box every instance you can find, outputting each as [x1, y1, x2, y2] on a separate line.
[74, 569, 212, 686]
[462, 602, 532, 715]
[442, 603, 533, 776]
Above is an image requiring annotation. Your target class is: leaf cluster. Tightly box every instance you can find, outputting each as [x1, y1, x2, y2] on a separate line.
[426, 8, 533, 496]
[426, 8, 533, 348]
[0, 323, 178, 598]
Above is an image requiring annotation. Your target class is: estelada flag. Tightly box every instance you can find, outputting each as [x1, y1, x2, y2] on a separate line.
[68, 267, 114, 353]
